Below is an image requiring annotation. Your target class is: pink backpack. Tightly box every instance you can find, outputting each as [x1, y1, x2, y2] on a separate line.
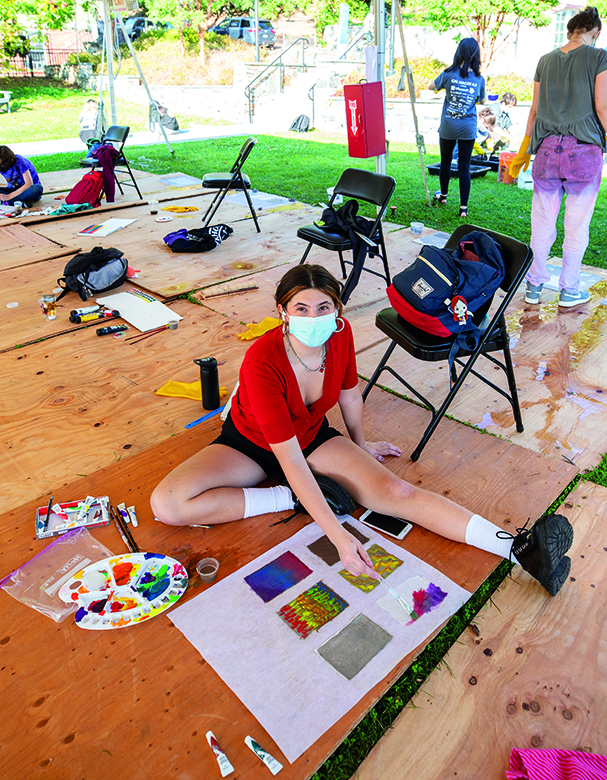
[65, 170, 104, 207]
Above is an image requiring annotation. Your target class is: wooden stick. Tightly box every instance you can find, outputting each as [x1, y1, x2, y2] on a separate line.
[0, 322, 96, 354]
[201, 280, 259, 299]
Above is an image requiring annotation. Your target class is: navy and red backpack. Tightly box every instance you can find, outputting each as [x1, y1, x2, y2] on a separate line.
[387, 231, 504, 336]
[386, 231, 505, 370]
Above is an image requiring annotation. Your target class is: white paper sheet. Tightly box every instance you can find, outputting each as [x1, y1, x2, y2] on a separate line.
[96, 291, 182, 332]
[169, 518, 470, 763]
[78, 218, 136, 237]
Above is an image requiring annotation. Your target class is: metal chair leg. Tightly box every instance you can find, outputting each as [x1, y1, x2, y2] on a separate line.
[298, 243, 314, 265]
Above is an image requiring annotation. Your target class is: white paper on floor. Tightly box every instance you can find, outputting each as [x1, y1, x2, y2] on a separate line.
[169, 517, 470, 763]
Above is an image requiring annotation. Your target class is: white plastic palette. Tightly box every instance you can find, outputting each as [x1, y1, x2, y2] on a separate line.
[59, 552, 188, 630]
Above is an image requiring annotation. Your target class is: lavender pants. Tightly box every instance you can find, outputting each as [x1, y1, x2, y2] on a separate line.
[528, 134, 603, 293]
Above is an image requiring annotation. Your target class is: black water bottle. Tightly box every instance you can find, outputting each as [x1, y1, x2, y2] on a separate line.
[194, 357, 220, 410]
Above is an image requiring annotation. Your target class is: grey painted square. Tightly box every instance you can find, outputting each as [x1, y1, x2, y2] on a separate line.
[317, 613, 393, 680]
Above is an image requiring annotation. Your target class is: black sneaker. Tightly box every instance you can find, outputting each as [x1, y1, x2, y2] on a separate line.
[508, 513, 574, 595]
[287, 474, 356, 517]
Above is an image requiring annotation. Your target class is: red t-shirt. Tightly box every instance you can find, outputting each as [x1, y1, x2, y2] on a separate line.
[230, 318, 359, 451]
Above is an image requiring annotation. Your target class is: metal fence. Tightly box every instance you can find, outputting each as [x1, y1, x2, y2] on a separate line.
[2, 48, 75, 78]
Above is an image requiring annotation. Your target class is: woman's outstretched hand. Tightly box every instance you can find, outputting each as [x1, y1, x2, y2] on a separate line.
[337, 532, 379, 579]
[361, 440, 402, 463]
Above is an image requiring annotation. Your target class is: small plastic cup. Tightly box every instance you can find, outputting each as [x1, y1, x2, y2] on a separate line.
[149, 195, 158, 215]
[196, 557, 219, 584]
[40, 294, 57, 321]
[410, 221, 424, 235]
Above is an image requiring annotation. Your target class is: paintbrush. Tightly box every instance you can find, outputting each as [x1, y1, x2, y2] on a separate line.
[112, 509, 134, 552]
[110, 504, 140, 553]
[377, 572, 419, 620]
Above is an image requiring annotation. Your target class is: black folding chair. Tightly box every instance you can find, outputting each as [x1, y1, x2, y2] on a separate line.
[201, 137, 260, 232]
[362, 224, 533, 461]
[297, 168, 396, 303]
[80, 125, 142, 199]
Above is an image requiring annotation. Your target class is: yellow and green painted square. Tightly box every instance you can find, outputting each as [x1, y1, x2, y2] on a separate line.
[338, 544, 403, 593]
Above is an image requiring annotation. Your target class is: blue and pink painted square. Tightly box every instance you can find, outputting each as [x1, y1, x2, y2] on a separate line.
[244, 551, 312, 603]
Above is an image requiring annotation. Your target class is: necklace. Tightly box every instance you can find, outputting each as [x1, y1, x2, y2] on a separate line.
[285, 334, 326, 373]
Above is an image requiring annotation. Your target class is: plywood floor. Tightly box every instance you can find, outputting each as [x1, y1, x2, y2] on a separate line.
[0, 387, 575, 780]
[354, 480, 607, 780]
[1, 177, 604, 779]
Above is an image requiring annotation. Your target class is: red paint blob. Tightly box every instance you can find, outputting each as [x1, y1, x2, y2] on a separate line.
[112, 562, 134, 585]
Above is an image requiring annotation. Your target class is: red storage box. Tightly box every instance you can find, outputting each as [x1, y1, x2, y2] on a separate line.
[344, 82, 386, 158]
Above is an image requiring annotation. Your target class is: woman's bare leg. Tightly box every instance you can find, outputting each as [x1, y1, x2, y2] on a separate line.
[306, 436, 472, 542]
[151, 443, 267, 526]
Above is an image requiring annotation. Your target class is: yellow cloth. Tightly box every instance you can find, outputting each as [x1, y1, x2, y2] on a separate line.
[156, 380, 227, 401]
[473, 141, 484, 155]
[161, 205, 199, 213]
[237, 316, 281, 341]
[509, 135, 532, 178]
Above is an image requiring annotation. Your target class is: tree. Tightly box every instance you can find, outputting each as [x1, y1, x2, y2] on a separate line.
[418, 0, 560, 71]
[1, 0, 95, 59]
[146, 0, 249, 63]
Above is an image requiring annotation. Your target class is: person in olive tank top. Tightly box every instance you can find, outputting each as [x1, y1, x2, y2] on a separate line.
[511, 6, 607, 307]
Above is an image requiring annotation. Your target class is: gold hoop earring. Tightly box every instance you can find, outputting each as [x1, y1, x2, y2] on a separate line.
[335, 317, 345, 333]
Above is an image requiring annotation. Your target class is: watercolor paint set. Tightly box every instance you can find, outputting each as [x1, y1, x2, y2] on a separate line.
[58, 552, 188, 630]
[35, 496, 111, 539]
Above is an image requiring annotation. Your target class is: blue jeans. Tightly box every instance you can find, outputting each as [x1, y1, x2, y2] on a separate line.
[0, 183, 44, 207]
[529, 135, 603, 293]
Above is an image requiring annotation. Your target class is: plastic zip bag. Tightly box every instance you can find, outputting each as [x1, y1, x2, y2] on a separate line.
[0, 526, 114, 622]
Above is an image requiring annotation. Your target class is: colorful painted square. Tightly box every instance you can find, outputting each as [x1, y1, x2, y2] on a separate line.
[307, 521, 370, 566]
[338, 544, 403, 592]
[317, 613, 393, 679]
[277, 581, 348, 638]
[244, 551, 312, 603]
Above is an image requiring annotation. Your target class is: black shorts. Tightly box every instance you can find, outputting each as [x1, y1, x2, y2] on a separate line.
[211, 412, 343, 477]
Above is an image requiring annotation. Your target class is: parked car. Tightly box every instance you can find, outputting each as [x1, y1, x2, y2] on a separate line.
[117, 17, 171, 43]
[209, 17, 276, 48]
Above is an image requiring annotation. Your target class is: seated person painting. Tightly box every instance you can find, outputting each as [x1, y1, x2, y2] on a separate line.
[152, 264, 574, 596]
[0, 146, 43, 207]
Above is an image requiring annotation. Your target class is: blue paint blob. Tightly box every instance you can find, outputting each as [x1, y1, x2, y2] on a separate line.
[142, 576, 170, 600]
[75, 607, 88, 623]
[144, 553, 164, 560]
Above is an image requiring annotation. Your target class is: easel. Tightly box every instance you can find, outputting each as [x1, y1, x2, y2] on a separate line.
[394, 2, 430, 206]
[100, 0, 174, 155]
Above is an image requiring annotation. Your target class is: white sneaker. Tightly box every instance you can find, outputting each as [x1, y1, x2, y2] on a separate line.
[558, 289, 590, 307]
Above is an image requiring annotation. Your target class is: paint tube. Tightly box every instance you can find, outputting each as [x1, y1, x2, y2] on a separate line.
[77, 495, 95, 522]
[98, 496, 110, 524]
[70, 304, 101, 317]
[244, 736, 283, 775]
[70, 309, 120, 324]
[126, 506, 138, 527]
[206, 732, 234, 777]
[117, 502, 130, 524]
[51, 503, 69, 522]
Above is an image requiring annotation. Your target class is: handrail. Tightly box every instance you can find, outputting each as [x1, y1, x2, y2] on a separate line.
[338, 31, 372, 60]
[245, 36, 309, 123]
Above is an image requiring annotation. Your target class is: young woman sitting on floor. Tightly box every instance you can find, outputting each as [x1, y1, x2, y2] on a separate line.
[0, 145, 44, 208]
[152, 264, 573, 595]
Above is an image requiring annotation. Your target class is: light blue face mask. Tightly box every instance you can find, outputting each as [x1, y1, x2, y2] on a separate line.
[288, 312, 337, 348]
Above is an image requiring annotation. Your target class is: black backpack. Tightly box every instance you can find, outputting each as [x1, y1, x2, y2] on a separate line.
[56, 246, 129, 301]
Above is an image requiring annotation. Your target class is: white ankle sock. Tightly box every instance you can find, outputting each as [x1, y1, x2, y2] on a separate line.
[464, 513, 514, 559]
[242, 485, 295, 519]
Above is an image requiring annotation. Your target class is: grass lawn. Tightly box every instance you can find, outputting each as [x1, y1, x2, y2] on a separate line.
[23, 130, 607, 779]
[27, 132, 607, 269]
[0, 78, 225, 143]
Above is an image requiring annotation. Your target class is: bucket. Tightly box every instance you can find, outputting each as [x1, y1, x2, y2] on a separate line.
[498, 151, 517, 184]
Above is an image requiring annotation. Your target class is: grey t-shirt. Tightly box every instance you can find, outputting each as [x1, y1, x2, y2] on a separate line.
[434, 70, 485, 140]
[530, 44, 607, 152]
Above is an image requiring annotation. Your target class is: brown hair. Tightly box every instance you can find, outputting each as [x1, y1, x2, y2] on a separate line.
[0, 146, 17, 173]
[275, 264, 343, 316]
[568, 6, 602, 34]
[478, 106, 493, 118]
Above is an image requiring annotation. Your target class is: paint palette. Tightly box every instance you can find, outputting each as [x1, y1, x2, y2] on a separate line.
[58, 553, 188, 630]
